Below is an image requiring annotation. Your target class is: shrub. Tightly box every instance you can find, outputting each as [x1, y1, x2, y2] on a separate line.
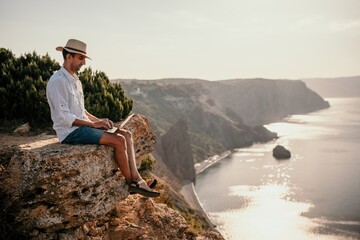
[79, 68, 133, 121]
[0, 48, 133, 128]
[0, 49, 59, 126]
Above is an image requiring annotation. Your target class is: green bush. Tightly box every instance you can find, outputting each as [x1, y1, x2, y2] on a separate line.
[0, 48, 133, 128]
[80, 68, 133, 121]
[0, 49, 59, 126]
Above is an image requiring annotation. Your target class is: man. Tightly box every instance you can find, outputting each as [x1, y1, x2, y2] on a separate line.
[46, 39, 159, 198]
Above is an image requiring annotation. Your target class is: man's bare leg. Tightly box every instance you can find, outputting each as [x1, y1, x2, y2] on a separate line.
[99, 131, 153, 191]
[116, 129, 153, 191]
[116, 129, 140, 180]
[99, 132, 132, 182]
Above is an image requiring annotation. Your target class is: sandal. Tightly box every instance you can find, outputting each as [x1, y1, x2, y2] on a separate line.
[129, 179, 158, 195]
[146, 178, 158, 189]
[128, 180, 160, 198]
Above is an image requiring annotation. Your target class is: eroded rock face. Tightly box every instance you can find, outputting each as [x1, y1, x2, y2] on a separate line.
[107, 196, 189, 239]
[160, 119, 196, 183]
[27, 195, 223, 240]
[0, 114, 156, 236]
[2, 142, 126, 232]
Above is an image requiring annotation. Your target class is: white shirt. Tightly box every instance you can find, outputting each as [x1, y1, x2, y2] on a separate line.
[46, 66, 90, 142]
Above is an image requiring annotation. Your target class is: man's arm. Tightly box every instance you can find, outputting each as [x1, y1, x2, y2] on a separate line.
[84, 111, 114, 129]
[72, 117, 112, 130]
[85, 111, 100, 122]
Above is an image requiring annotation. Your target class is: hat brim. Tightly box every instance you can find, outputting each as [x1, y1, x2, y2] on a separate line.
[56, 46, 91, 60]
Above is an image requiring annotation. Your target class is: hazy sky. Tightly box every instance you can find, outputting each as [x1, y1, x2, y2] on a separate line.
[1, 0, 359, 80]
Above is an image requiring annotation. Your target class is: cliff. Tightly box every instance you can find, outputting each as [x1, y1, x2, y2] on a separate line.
[115, 78, 326, 183]
[158, 119, 196, 183]
[0, 114, 222, 239]
[212, 78, 330, 125]
[118, 79, 279, 164]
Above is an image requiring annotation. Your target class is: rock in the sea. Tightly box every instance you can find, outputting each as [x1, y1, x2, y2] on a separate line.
[272, 145, 291, 159]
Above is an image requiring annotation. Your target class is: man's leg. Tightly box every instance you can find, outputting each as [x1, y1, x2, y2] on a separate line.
[99, 131, 153, 192]
[99, 132, 132, 182]
[116, 129, 141, 181]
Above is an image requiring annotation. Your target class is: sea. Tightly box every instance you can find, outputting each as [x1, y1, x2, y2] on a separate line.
[195, 98, 360, 240]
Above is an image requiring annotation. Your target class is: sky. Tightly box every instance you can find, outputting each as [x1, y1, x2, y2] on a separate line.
[1, 0, 359, 80]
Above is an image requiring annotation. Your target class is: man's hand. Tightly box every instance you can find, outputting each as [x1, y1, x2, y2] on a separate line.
[92, 119, 112, 130]
[102, 118, 114, 128]
[72, 116, 115, 130]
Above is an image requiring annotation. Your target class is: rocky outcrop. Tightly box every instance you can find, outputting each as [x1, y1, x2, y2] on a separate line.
[158, 119, 196, 183]
[273, 145, 291, 159]
[106, 195, 222, 240]
[1, 139, 126, 233]
[0, 114, 223, 239]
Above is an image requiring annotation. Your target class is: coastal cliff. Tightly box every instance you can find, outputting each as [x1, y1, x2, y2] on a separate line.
[0, 114, 222, 239]
[116, 78, 327, 183]
[158, 119, 196, 183]
[212, 78, 330, 125]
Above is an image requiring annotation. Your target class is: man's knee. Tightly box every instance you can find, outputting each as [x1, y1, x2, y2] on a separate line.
[120, 130, 133, 143]
[115, 134, 126, 143]
[123, 130, 132, 138]
[114, 134, 127, 149]
[101, 133, 127, 148]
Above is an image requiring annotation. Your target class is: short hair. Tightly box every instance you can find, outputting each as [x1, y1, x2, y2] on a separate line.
[62, 49, 75, 60]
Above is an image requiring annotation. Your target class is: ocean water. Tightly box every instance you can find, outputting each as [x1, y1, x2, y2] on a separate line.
[195, 98, 360, 240]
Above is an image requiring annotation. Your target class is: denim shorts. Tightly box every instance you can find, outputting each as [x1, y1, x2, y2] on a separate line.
[61, 126, 105, 145]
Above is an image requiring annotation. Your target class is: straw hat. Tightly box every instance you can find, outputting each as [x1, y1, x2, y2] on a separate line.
[56, 39, 91, 59]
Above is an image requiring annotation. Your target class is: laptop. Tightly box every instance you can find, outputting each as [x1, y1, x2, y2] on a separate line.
[106, 113, 134, 133]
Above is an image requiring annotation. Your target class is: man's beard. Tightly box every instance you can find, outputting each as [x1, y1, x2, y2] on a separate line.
[72, 64, 82, 73]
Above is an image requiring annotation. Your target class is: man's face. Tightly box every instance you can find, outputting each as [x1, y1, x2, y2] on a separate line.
[68, 53, 86, 73]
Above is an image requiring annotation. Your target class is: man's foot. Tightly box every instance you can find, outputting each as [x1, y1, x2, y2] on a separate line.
[128, 180, 160, 198]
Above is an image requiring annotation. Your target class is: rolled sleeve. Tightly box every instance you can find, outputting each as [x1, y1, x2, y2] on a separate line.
[56, 90, 77, 128]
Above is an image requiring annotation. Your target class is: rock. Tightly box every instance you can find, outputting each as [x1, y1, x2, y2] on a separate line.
[0, 113, 224, 239]
[105, 195, 221, 240]
[13, 122, 30, 134]
[106, 196, 189, 239]
[273, 145, 291, 159]
[0, 114, 155, 236]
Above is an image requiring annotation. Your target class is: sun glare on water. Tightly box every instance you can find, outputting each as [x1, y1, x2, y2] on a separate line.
[209, 184, 350, 240]
[264, 114, 338, 139]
